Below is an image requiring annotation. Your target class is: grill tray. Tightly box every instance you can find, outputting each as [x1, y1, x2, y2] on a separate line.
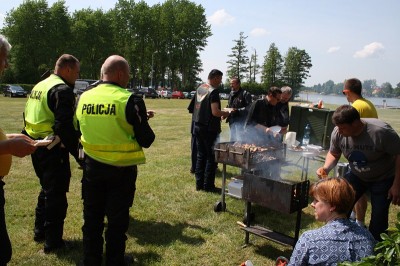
[215, 142, 284, 170]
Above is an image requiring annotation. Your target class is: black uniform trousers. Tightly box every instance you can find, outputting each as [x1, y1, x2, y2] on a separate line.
[194, 124, 218, 190]
[0, 181, 12, 266]
[82, 156, 137, 266]
[31, 145, 71, 248]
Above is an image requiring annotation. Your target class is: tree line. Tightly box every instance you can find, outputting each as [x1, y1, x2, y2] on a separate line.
[1, 0, 211, 91]
[304, 79, 400, 98]
[225, 32, 312, 98]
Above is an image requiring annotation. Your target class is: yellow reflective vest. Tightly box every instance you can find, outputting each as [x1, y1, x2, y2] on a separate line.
[76, 83, 145, 167]
[24, 74, 64, 139]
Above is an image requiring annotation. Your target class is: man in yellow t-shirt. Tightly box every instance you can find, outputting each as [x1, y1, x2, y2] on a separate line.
[0, 34, 36, 265]
[343, 78, 378, 228]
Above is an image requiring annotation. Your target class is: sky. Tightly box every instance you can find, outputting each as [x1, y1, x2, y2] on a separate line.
[1, 0, 399, 87]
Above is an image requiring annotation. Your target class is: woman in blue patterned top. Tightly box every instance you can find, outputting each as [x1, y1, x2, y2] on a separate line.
[288, 177, 376, 265]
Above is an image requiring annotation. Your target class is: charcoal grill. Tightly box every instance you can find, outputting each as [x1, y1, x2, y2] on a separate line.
[241, 173, 309, 246]
[214, 141, 310, 247]
[214, 141, 285, 212]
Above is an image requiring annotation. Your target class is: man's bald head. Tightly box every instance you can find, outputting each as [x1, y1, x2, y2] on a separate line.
[101, 55, 130, 88]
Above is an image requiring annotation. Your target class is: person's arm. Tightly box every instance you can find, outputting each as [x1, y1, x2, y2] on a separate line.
[387, 154, 400, 205]
[211, 102, 229, 118]
[49, 85, 80, 159]
[0, 134, 36, 157]
[126, 95, 155, 148]
[316, 151, 341, 178]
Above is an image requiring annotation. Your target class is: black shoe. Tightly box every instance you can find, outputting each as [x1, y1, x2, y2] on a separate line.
[34, 233, 45, 243]
[190, 168, 195, 174]
[124, 254, 134, 266]
[204, 186, 221, 194]
[43, 240, 72, 254]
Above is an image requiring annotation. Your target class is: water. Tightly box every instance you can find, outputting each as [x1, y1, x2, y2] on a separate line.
[298, 93, 400, 108]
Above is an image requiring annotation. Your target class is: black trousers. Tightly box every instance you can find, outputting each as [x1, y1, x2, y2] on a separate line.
[0, 181, 12, 266]
[82, 156, 137, 266]
[31, 145, 71, 248]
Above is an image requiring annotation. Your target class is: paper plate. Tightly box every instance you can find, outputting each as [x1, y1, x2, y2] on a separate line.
[270, 126, 281, 133]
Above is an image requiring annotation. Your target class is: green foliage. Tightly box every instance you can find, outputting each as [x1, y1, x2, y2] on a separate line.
[1, 0, 210, 90]
[261, 43, 283, 89]
[339, 212, 400, 266]
[282, 47, 312, 97]
[227, 32, 249, 80]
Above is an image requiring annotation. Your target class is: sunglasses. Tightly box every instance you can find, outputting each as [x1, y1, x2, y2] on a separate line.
[342, 89, 350, 95]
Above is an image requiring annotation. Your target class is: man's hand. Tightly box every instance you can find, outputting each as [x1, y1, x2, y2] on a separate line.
[316, 167, 328, 179]
[4, 134, 36, 157]
[147, 110, 155, 119]
[388, 183, 400, 205]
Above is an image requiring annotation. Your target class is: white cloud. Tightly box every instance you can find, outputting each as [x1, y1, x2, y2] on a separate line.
[207, 9, 235, 26]
[327, 46, 340, 53]
[249, 27, 270, 37]
[353, 42, 385, 58]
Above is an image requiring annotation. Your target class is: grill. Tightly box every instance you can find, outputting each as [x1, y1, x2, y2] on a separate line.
[214, 142, 285, 170]
[214, 141, 310, 247]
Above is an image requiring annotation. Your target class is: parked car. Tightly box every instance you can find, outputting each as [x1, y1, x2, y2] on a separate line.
[3, 84, 28, 97]
[139, 87, 158, 99]
[172, 90, 185, 99]
[159, 89, 172, 99]
[219, 93, 230, 100]
[127, 88, 144, 98]
[73, 79, 98, 96]
[189, 90, 196, 99]
[183, 92, 189, 98]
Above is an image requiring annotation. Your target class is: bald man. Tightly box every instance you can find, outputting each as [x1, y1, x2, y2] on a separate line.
[76, 55, 155, 265]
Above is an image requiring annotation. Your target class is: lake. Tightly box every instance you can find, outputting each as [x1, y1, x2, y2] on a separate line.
[298, 93, 400, 108]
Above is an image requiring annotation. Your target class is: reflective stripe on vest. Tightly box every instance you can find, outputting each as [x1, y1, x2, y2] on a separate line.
[24, 74, 64, 139]
[76, 83, 145, 166]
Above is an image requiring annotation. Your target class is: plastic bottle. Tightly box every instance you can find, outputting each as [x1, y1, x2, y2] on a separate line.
[302, 123, 311, 146]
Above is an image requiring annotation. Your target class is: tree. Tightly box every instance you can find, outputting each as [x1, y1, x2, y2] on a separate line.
[226, 32, 249, 80]
[261, 43, 283, 89]
[70, 8, 114, 79]
[380, 82, 393, 96]
[2, 0, 70, 83]
[247, 49, 259, 83]
[362, 79, 377, 96]
[282, 47, 312, 97]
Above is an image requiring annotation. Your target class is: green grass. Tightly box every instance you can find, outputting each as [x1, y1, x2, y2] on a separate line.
[1, 97, 400, 266]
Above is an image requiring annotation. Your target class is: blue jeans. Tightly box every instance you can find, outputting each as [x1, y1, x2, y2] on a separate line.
[344, 171, 393, 240]
[194, 125, 218, 190]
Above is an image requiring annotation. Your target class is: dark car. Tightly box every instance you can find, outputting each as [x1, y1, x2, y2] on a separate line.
[172, 90, 185, 99]
[3, 85, 28, 97]
[73, 79, 98, 96]
[127, 88, 144, 98]
[139, 87, 158, 99]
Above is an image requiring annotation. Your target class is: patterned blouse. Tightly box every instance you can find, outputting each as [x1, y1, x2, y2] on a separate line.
[288, 218, 376, 266]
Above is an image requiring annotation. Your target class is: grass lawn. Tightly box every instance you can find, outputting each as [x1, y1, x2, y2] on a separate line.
[1, 97, 400, 266]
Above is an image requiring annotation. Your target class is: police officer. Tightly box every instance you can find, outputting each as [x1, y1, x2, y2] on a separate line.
[226, 77, 253, 141]
[192, 69, 229, 191]
[23, 54, 81, 253]
[76, 55, 155, 265]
